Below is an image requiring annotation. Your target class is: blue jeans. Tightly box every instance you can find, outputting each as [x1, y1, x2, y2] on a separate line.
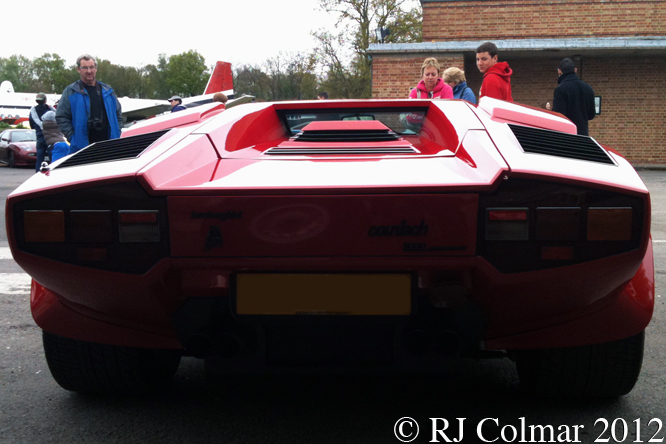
[35, 138, 48, 172]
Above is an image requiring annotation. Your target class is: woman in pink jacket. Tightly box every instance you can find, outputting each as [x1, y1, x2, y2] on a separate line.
[409, 58, 454, 99]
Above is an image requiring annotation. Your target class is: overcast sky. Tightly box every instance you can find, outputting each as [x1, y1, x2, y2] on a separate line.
[4, 0, 338, 69]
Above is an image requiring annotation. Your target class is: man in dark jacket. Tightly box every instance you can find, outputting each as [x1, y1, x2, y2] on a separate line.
[168, 95, 187, 112]
[552, 58, 596, 136]
[29, 93, 55, 172]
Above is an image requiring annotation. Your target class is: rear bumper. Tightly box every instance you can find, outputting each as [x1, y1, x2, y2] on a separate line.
[485, 239, 654, 349]
[26, 241, 654, 357]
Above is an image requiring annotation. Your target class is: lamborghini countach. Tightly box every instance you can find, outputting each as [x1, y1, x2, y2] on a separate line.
[5, 97, 653, 396]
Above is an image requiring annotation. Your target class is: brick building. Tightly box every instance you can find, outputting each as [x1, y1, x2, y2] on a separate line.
[368, 0, 666, 165]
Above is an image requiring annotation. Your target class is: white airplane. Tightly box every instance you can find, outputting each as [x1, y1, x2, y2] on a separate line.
[0, 81, 59, 124]
[0, 61, 234, 125]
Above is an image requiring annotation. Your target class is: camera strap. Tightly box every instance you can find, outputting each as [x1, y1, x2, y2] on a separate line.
[94, 82, 103, 120]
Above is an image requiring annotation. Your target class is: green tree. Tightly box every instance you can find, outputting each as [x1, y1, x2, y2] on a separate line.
[31, 53, 70, 93]
[165, 50, 209, 97]
[0, 55, 34, 92]
[265, 52, 319, 101]
[385, 6, 422, 44]
[233, 64, 272, 101]
[136, 55, 170, 100]
[234, 52, 319, 102]
[320, 0, 421, 56]
[94, 59, 145, 98]
[287, 53, 319, 100]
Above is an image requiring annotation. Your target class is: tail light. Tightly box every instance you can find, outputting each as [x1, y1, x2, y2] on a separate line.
[535, 208, 580, 241]
[119, 210, 160, 242]
[486, 208, 528, 240]
[70, 210, 113, 243]
[13, 182, 169, 273]
[479, 179, 645, 273]
[23, 210, 65, 243]
[587, 207, 632, 241]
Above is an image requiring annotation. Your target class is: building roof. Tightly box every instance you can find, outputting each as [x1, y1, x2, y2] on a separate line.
[368, 37, 666, 58]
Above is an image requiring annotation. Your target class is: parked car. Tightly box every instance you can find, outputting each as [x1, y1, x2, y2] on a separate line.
[0, 128, 37, 168]
[5, 98, 653, 397]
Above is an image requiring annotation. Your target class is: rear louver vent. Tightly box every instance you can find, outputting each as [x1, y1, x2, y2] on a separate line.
[293, 128, 401, 143]
[56, 129, 171, 168]
[266, 147, 417, 155]
[509, 124, 614, 165]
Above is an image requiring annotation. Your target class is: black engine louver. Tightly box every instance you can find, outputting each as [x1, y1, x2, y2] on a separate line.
[509, 124, 615, 165]
[265, 147, 417, 155]
[293, 128, 401, 143]
[56, 129, 171, 169]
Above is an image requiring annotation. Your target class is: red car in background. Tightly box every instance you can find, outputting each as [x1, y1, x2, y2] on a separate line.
[5, 98, 653, 397]
[0, 128, 37, 168]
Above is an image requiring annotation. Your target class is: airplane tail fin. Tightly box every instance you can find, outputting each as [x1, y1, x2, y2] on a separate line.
[204, 61, 233, 94]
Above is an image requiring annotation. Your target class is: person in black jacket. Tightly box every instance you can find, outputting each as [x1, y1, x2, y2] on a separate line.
[552, 58, 596, 136]
[168, 95, 187, 112]
[29, 93, 55, 172]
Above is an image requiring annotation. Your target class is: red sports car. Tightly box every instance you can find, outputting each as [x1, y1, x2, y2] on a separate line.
[5, 98, 653, 396]
[0, 128, 37, 168]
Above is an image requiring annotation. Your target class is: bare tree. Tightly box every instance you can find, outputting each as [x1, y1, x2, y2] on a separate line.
[313, 0, 422, 98]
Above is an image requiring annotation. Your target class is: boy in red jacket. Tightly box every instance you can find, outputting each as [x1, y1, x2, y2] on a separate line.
[476, 42, 513, 102]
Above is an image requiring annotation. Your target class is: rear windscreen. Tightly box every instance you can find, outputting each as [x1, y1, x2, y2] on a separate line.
[280, 108, 428, 136]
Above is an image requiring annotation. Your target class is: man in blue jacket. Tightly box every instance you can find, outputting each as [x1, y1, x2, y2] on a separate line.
[552, 58, 596, 136]
[56, 54, 123, 153]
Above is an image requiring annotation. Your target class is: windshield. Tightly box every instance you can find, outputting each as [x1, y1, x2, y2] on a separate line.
[11, 130, 36, 142]
[281, 108, 428, 136]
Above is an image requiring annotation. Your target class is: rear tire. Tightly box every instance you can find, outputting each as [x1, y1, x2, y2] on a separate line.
[513, 331, 645, 397]
[8, 151, 15, 168]
[43, 330, 182, 395]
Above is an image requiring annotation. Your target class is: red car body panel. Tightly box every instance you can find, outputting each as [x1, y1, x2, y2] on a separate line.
[168, 194, 479, 257]
[5, 97, 653, 364]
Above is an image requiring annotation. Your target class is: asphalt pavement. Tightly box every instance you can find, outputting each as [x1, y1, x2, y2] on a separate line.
[0, 164, 665, 444]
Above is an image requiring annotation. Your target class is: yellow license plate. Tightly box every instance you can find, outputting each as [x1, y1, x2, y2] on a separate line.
[236, 273, 411, 315]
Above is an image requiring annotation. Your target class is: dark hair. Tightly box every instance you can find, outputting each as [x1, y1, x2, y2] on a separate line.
[476, 41, 498, 58]
[317, 91, 329, 99]
[559, 58, 576, 74]
[213, 92, 228, 103]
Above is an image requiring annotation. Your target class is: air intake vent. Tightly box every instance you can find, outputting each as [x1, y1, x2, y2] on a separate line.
[56, 129, 171, 168]
[509, 124, 614, 165]
[266, 147, 417, 155]
[292, 120, 401, 143]
[293, 129, 401, 143]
